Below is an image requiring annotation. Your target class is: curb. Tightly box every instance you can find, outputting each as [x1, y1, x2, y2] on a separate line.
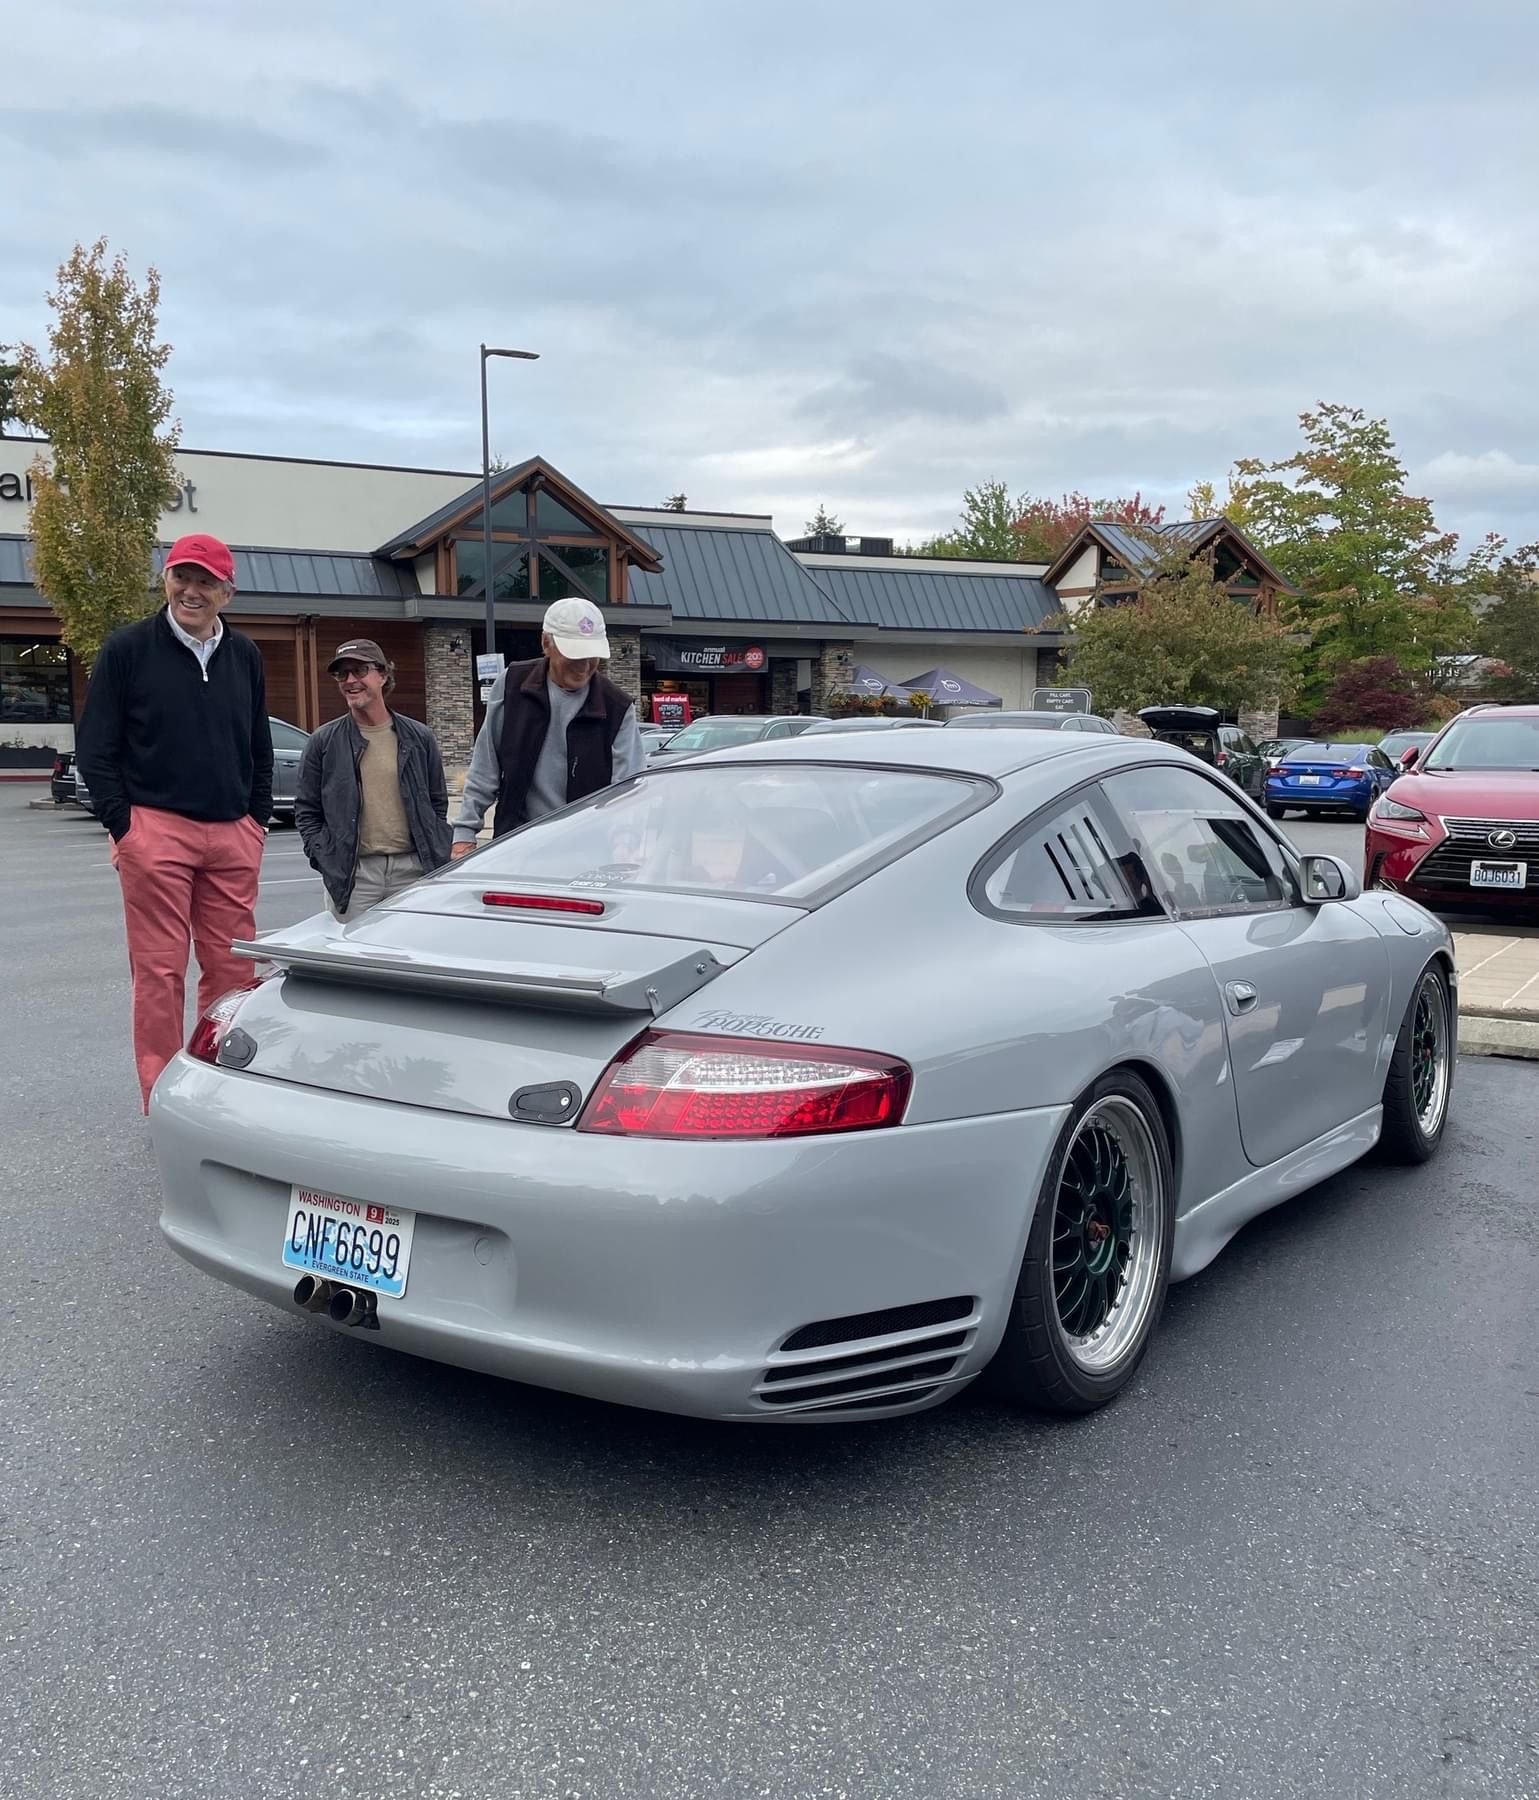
[1458, 1011, 1539, 1062]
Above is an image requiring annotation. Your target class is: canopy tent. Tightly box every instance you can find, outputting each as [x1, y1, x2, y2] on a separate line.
[839, 664, 913, 702]
[898, 667, 1002, 708]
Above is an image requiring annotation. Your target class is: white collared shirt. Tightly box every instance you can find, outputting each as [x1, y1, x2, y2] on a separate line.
[166, 609, 224, 678]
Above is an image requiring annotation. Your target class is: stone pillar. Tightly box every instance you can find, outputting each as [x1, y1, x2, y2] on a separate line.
[809, 641, 854, 715]
[424, 624, 475, 780]
[607, 627, 642, 706]
[1238, 699, 1280, 741]
[770, 657, 798, 714]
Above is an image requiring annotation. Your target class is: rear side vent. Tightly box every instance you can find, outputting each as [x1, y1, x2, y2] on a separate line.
[781, 1296, 973, 1352]
[756, 1296, 980, 1414]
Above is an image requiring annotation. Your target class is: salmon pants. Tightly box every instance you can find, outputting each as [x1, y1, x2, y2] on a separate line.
[111, 805, 266, 1110]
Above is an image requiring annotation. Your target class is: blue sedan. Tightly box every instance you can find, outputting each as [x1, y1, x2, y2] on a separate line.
[1265, 741, 1398, 821]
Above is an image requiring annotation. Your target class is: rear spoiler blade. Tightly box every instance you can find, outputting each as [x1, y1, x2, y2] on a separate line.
[230, 938, 726, 1017]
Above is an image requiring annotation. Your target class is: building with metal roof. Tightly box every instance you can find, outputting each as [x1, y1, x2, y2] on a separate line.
[1, 435, 1271, 768]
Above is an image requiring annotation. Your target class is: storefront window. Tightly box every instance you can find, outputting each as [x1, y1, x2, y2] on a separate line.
[0, 640, 72, 724]
[455, 540, 530, 600]
[539, 546, 608, 604]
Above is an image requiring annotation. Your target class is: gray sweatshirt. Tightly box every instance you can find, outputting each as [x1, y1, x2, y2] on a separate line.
[453, 671, 647, 843]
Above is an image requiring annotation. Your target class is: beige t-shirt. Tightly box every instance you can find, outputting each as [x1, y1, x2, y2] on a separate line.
[357, 723, 412, 855]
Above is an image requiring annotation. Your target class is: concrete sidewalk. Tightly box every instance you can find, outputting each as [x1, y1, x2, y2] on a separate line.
[1453, 929, 1539, 1061]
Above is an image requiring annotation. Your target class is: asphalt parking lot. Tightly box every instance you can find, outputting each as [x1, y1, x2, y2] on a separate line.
[2, 788, 1537, 1800]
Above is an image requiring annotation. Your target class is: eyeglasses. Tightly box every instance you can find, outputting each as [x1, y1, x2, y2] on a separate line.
[332, 664, 377, 681]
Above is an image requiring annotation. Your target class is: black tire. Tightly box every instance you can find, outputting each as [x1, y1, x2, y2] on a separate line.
[990, 1069, 1175, 1414]
[1266, 803, 1286, 820]
[1376, 961, 1454, 1165]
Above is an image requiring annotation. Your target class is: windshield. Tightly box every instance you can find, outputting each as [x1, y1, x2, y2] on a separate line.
[658, 719, 766, 753]
[1379, 732, 1431, 755]
[1422, 715, 1539, 771]
[1280, 743, 1372, 765]
[471, 763, 988, 901]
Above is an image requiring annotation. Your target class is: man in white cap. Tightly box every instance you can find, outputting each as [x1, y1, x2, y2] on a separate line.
[450, 597, 646, 854]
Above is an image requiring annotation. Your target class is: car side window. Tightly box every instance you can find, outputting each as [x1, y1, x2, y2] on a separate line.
[270, 721, 308, 751]
[1102, 767, 1290, 918]
[761, 721, 797, 740]
[974, 786, 1163, 922]
[1060, 717, 1081, 731]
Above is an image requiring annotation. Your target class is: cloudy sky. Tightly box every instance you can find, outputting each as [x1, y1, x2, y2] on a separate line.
[4, 0, 1537, 551]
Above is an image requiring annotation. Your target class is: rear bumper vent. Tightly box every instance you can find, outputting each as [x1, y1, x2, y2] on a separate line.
[756, 1296, 980, 1414]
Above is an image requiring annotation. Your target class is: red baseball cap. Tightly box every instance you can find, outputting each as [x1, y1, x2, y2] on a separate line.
[165, 533, 236, 584]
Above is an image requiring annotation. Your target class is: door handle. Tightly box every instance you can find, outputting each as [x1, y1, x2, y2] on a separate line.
[1225, 981, 1258, 1015]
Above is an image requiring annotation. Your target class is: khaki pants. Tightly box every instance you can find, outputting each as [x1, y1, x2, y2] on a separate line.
[328, 851, 424, 922]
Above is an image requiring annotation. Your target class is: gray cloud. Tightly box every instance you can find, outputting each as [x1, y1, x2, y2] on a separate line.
[0, 105, 323, 172]
[796, 353, 1010, 430]
[1, 0, 1536, 551]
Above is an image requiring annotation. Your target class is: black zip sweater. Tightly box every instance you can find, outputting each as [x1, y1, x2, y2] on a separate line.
[75, 610, 274, 842]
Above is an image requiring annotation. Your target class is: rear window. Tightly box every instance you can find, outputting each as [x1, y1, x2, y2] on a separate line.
[1281, 743, 1371, 764]
[472, 764, 988, 901]
[660, 720, 766, 752]
[947, 714, 1060, 730]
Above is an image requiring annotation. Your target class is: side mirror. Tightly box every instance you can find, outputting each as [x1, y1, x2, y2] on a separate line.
[1299, 854, 1362, 905]
[1400, 745, 1420, 768]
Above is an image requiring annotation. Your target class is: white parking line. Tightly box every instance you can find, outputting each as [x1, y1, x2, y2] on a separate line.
[1457, 937, 1518, 978]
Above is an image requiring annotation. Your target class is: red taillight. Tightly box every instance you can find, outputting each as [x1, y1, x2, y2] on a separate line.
[1215, 750, 1229, 764]
[578, 1031, 912, 1140]
[187, 985, 259, 1064]
[1347, 766, 1366, 776]
[482, 891, 606, 916]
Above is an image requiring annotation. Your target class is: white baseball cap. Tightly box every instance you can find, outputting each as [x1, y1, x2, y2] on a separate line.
[543, 597, 610, 660]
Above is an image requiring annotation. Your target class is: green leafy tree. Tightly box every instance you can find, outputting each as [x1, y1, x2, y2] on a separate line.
[1474, 542, 1539, 700]
[0, 346, 21, 433]
[1230, 404, 1458, 701]
[915, 480, 1025, 560]
[804, 502, 844, 537]
[12, 241, 179, 667]
[1044, 530, 1293, 715]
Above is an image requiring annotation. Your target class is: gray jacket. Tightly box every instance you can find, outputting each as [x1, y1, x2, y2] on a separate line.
[294, 712, 452, 912]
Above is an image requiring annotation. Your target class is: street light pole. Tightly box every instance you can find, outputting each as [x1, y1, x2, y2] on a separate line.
[478, 344, 540, 695]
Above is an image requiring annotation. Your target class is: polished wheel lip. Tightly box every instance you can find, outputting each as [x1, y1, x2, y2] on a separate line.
[1411, 970, 1450, 1138]
[1050, 1095, 1166, 1374]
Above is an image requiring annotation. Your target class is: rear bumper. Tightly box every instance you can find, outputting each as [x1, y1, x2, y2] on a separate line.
[150, 1058, 1069, 1422]
[1266, 779, 1373, 812]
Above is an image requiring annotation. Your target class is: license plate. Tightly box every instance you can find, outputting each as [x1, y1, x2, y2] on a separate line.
[1296, 774, 1323, 784]
[282, 1186, 415, 1298]
[1470, 860, 1527, 890]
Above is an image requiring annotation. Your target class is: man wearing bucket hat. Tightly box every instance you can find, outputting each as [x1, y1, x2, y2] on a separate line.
[293, 637, 452, 921]
[451, 597, 646, 853]
[75, 533, 273, 1110]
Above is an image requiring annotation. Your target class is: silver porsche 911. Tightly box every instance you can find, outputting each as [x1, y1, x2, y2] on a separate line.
[151, 729, 1456, 1422]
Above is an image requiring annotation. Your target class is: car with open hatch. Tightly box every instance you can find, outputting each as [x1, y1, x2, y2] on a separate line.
[1136, 706, 1264, 796]
[1366, 703, 1539, 914]
[149, 728, 1456, 1423]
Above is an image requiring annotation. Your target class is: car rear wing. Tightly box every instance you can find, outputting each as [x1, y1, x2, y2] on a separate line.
[230, 936, 726, 1017]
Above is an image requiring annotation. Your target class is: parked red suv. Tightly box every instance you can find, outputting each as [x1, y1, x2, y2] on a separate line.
[1365, 704, 1539, 913]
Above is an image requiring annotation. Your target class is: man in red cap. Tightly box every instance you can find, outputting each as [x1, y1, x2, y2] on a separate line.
[76, 534, 273, 1110]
